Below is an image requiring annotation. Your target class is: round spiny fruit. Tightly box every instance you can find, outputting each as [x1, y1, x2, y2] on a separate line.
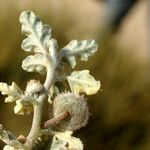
[53, 92, 89, 131]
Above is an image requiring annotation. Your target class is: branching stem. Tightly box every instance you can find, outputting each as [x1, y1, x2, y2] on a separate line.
[25, 61, 56, 150]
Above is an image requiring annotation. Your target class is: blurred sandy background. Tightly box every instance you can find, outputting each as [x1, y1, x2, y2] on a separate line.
[0, 0, 150, 149]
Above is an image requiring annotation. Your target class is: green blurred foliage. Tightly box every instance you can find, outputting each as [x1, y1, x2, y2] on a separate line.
[0, 0, 150, 149]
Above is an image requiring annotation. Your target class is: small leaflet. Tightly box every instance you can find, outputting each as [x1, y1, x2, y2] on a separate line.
[67, 70, 100, 95]
[20, 10, 52, 53]
[0, 82, 22, 103]
[50, 131, 83, 150]
[22, 53, 48, 75]
[59, 40, 98, 68]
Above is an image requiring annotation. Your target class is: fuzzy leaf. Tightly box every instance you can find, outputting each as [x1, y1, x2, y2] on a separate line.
[67, 70, 100, 95]
[0, 82, 23, 102]
[3, 145, 16, 150]
[14, 99, 33, 115]
[59, 40, 98, 68]
[3, 145, 25, 150]
[50, 131, 83, 150]
[20, 10, 52, 53]
[0, 125, 24, 149]
[22, 53, 48, 74]
[0, 125, 16, 142]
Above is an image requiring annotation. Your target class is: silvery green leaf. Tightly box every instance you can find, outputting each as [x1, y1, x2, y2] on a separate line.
[20, 10, 52, 53]
[3, 144, 25, 150]
[0, 82, 23, 102]
[0, 125, 16, 142]
[3, 145, 16, 150]
[22, 53, 48, 75]
[59, 40, 98, 68]
[14, 99, 33, 115]
[50, 131, 83, 150]
[67, 70, 100, 95]
[0, 125, 24, 149]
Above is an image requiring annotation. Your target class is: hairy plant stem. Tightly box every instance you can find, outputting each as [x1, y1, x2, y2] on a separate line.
[25, 104, 44, 149]
[25, 64, 55, 150]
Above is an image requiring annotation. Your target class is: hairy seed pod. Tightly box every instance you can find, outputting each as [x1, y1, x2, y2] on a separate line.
[53, 92, 89, 131]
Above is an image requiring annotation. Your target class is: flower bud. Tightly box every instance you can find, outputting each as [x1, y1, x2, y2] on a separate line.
[26, 80, 43, 94]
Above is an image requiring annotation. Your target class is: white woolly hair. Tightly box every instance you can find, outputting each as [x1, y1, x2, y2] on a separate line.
[53, 92, 89, 131]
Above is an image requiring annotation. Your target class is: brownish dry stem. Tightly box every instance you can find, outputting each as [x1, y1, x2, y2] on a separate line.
[44, 111, 70, 128]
